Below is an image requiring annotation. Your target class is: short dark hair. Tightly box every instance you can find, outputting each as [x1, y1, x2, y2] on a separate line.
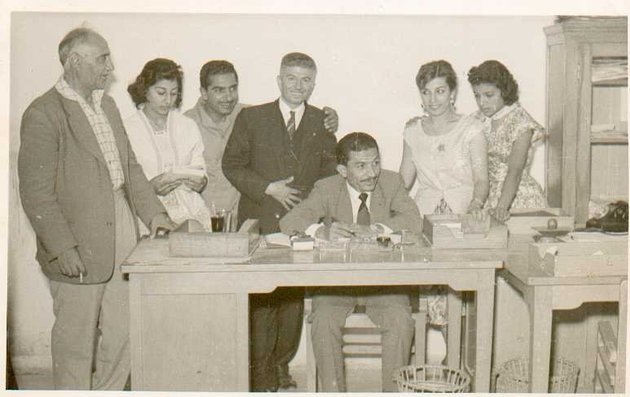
[467, 60, 519, 105]
[58, 27, 101, 65]
[336, 132, 379, 165]
[280, 52, 317, 71]
[415, 60, 457, 91]
[199, 60, 238, 89]
[127, 58, 183, 108]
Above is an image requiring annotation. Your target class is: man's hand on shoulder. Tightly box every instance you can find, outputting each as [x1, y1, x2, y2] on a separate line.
[149, 212, 177, 238]
[57, 247, 86, 278]
[405, 116, 422, 129]
[322, 106, 339, 134]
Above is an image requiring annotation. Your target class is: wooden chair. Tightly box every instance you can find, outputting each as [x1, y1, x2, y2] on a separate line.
[304, 293, 429, 392]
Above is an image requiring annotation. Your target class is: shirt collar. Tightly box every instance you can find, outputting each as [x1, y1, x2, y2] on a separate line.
[477, 102, 517, 123]
[55, 76, 104, 109]
[345, 181, 371, 223]
[345, 181, 371, 202]
[490, 102, 517, 120]
[278, 97, 305, 122]
[195, 97, 243, 131]
[194, 97, 217, 129]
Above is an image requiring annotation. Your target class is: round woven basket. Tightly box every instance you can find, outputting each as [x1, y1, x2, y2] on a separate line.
[495, 357, 579, 393]
[395, 365, 471, 393]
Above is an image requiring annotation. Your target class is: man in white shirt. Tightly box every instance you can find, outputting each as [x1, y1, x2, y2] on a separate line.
[280, 132, 421, 392]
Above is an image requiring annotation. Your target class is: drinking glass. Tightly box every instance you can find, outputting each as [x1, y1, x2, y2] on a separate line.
[211, 208, 228, 232]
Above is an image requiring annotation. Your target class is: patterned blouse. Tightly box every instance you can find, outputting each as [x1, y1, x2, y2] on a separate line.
[474, 103, 547, 209]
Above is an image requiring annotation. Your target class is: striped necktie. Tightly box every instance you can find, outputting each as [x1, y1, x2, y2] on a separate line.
[357, 192, 371, 226]
[287, 110, 296, 140]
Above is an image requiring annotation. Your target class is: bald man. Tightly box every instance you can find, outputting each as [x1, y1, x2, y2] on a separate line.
[18, 27, 173, 389]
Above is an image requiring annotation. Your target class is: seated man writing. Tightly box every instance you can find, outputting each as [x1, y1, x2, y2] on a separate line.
[280, 132, 422, 392]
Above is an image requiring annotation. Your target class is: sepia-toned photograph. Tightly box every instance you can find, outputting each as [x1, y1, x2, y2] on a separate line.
[3, 1, 629, 395]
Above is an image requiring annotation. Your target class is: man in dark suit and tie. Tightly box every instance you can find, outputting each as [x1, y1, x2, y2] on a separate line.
[222, 52, 337, 391]
[280, 132, 421, 392]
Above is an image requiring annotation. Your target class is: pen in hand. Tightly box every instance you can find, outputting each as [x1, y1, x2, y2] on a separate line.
[330, 219, 358, 238]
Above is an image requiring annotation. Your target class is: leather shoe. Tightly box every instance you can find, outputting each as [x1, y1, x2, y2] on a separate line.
[276, 364, 297, 389]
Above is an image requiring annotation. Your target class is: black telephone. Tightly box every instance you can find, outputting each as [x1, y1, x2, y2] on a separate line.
[585, 201, 628, 233]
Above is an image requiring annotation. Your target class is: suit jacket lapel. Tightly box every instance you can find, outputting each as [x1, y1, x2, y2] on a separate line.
[59, 93, 107, 165]
[270, 100, 292, 162]
[369, 181, 388, 223]
[334, 180, 355, 224]
[295, 103, 319, 162]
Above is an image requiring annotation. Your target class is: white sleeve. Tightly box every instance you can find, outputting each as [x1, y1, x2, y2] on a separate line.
[305, 223, 324, 237]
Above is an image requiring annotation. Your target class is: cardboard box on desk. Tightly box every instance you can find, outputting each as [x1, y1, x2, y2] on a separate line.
[507, 208, 574, 234]
[168, 219, 260, 258]
[423, 214, 507, 249]
[529, 240, 628, 277]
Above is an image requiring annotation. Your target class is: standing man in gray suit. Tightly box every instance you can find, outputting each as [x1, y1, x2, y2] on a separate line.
[222, 52, 337, 391]
[18, 27, 174, 390]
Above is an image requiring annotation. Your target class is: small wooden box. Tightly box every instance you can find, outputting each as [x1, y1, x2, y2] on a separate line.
[423, 214, 508, 249]
[529, 240, 628, 277]
[168, 219, 259, 258]
[506, 208, 574, 234]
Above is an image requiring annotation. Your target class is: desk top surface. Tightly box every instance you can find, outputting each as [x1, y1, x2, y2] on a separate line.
[503, 233, 628, 286]
[121, 237, 505, 274]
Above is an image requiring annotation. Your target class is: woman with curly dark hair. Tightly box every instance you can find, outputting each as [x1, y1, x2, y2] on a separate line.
[124, 58, 212, 231]
[468, 60, 547, 222]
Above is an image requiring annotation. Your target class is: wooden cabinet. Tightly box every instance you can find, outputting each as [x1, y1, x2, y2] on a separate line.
[544, 17, 628, 226]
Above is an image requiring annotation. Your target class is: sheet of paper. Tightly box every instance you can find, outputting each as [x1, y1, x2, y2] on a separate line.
[264, 232, 292, 247]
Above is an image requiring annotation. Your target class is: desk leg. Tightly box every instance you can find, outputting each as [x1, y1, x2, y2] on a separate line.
[129, 275, 143, 390]
[616, 279, 627, 393]
[528, 286, 553, 393]
[584, 310, 599, 391]
[474, 273, 495, 393]
[236, 293, 250, 391]
[447, 289, 462, 369]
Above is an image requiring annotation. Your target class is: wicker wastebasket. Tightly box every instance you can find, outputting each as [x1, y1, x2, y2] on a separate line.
[395, 365, 471, 393]
[495, 357, 579, 393]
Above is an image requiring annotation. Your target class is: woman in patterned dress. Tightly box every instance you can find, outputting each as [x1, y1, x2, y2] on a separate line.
[467, 60, 547, 222]
[399, 60, 489, 333]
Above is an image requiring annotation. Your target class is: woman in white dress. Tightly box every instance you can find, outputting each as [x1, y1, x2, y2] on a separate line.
[400, 59, 489, 217]
[398, 60, 489, 344]
[125, 58, 212, 232]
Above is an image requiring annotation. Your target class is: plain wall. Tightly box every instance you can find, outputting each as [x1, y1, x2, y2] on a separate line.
[8, 12, 554, 371]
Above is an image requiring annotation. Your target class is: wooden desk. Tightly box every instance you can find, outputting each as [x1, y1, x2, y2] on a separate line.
[501, 234, 627, 393]
[121, 238, 503, 392]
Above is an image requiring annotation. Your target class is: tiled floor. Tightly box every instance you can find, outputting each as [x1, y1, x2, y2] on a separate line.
[13, 362, 382, 392]
[12, 327, 445, 392]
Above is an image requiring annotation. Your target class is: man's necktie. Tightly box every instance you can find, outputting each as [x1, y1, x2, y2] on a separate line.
[357, 192, 371, 226]
[287, 110, 296, 141]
